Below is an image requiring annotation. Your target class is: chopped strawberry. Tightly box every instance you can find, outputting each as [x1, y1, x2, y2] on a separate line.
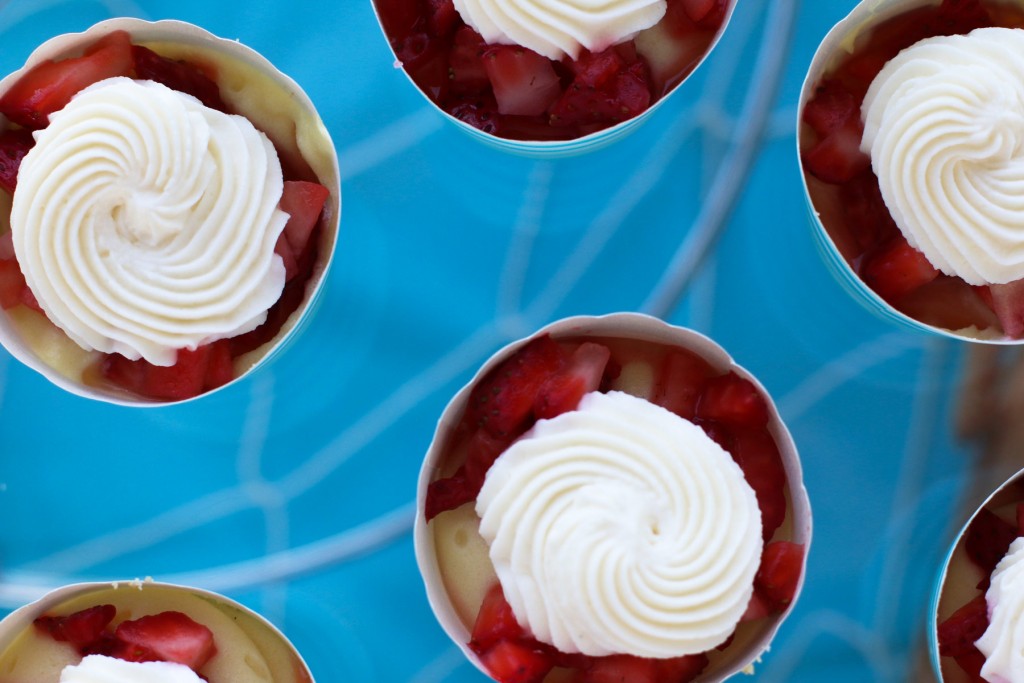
[114, 611, 216, 671]
[987, 279, 1024, 338]
[447, 97, 503, 135]
[549, 61, 651, 128]
[467, 334, 569, 437]
[470, 584, 526, 651]
[965, 507, 1017, 579]
[0, 259, 27, 310]
[860, 235, 940, 303]
[801, 117, 871, 184]
[571, 49, 625, 90]
[729, 428, 787, 541]
[741, 591, 772, 622]
[680, 0, 724, 24]
[582, 654, 658, 683]
[34, 604, 116, 651]
[937, 595, 989, 658]
[755, 541, 805, 612]
[0, 30, 133, 128]
[803, 79, 859, 139]
[424, 426, 513, 520]
[534, 342, 611, 420]
[399, 32, 450, 101]
[375, 0, 424, 44]
[140, 346, 212, 401]
[837, 170, 900, 258]
[896, 276, 999, 333]
[696, 372, 770, 429]
[203, 339, 234, 391]
[280, 181, 329, 260]
[131, 46, 227, 112]
[424, 465, 472, 522]
[476, 640, 553, 683]
[482, 46, 562, 117]
[933, 0, 991, 33]
[448, 27, 490, 94]
[651, 348, 716, 420]
[951, 647, 988, 683]
[656, 653, 709, 682]
[427, 0, 459, 37]
[0, 128, 34, 194]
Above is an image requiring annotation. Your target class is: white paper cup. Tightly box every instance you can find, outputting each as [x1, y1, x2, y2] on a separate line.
[371, 2, 737, 157]
[798, 0, 1024, 344]
[414, 312, 812, 682]
[0, 579, 313, 683]
[0, 18, 341, 405]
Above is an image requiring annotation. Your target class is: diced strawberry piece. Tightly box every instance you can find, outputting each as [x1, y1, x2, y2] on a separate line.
[896, 276, 999, 333]
[448, 27, 490, 94]
[755, 541, 805, 611]
[729, 428, 787, 541]
[0, 230, 13, 260]
[470, 584, 526, 651]
[952, 647, 988, 683]
[203, 339, 234, 391]
[280, 180, 329, 259]
[937, 595, 989, 658]
[399, 32, 450, 101]
[0, 259, 27, 310]
[549, 61, 651, 127]
[468, 334, 569, 437]
[0, 128, 34, 194]
[571, 49, 624, 89]
[447, 98, 503, 135]
[987, 279, 1024, 338]
[656, 653, 709, 682]
[803, 79, 859, 138]
[860, 235, 940, 303]
[34, 604, 116, 651]
[375, 0, 424, 44]
[680, 0, 721, 23]
[114, 611, 216, 670]
[131, 46, 227, 112]
[476, 640, 553, 683]
[741, 591, 772, 622]
[837, 171, 900, 258]
[140, 346, 212, 401]
[965, 507, 1017, 579]
[19, 283, 42, 313]
[582, 654, 658, 683]
[696, 372, 770, 429]
[424, 465, 473, 522]
[101, 353, 148, 394]
[534, 342, 611, 420]
[651, 348, 716, 420]
[0, 30, 133, 128]
[801, 117, 871, 184]
[483, 46, 562, 117]
[934, 0, 991, 33]
[427, 0, 459, 37]
[463, 427, 514, 491]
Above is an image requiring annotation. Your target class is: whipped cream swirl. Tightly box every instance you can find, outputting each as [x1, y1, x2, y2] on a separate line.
[11, 77, 288, 366]
[476, 390, 764, 657]
[861, 27, 1024, 286]
[61, 656, 203, 683]
[977, 537, 1024, 682]
[452, 0, 666, 60]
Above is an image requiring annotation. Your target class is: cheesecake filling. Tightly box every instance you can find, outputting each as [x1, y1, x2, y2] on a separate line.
[861, 27, 1024, 286]
[452, 0, 666, 60]
[475, 390, 763, 657]
[11, 76, 288, 366]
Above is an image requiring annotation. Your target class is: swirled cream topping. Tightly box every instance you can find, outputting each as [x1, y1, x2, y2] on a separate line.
[977, 537, 1024, 682]
[476, 390, 763, 657]
[11, 77, 288, 366]
[861, 27, 1024, 286]
[452, 0, 666, 60]
[61, 656, 203, 683]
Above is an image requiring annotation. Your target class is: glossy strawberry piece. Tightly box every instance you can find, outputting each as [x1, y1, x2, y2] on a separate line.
[549, 61, 651, 128]
[448, 27, 490, 94]
[986, 279, 1024, 338]
[0, 128, 34, 194]
[801, 117, 871, 184]
[114, 611, 216, 670]
[427, 0, 459, 37]
[729, 428, 787, 541]
[476, 639, 553, 683]
[860, 235, 940, 303]
[696, 372, 769, 429]
[582, 654, 658, 683]
[896, 276, 999, 333]
[755, 541, 804, 611]
[140, 346, 213, 401]
[965, 507, 1018, 579]
[132, 45, 226, 112]
[837, 171, 900, 258]
[937, 594, 989, 658]
[280, 180, 329, 265]
[651, 348, 716, 420]
[34, 604, 116, 651]
[534, 342, 611, 420]
[803, 79, 858, 139]
[424, 426, 513, 520]
[470, 584, 526, 651]
[483, 46, 561, 117]
[0, 259, 27, 310]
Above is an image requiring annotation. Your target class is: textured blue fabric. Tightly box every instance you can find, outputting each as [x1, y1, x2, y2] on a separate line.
[0, 1, 979, 681]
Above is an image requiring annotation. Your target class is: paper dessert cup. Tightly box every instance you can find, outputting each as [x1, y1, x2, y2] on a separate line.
[371, 1, 737, 157]
[414, 312, 812, 682]
[797, 0, 1024, 345]
[0, 18, 341, 406]
[0, 579, 313, 683]
[929, 468, 1024, 682]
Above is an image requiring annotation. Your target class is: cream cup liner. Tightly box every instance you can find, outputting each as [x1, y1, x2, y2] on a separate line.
[0, 579, 313, 683]
[414, 312, 812, 681]
[797, 0, 1024, 345]
[0, 17, 341, 405]
[371, 2, 737, 157]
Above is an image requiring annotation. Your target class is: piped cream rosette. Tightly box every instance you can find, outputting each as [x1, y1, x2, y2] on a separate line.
[415, 313, 812, 682]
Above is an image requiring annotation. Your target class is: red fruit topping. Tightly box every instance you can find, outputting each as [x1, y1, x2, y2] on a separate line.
[582, 654, 658, 683]
[0, 128, 35, 194]
[741, 591, 772, 622]
[801, 117, 871, 184]
[696, 372, 770, 429]
[987, 279, 1024, 338]
[470, 584, 526, 651]
[896, 276, 999, 333]
[482, 46, 561, 117]
[651, 348, 716, 420]
[34, 604, 116, 651]
[571, 49, 625, 90]
[424, 426, 513, 520]
[680, 0, 725, 24]
[937, 595, 989, 658]
[280, 180, 329, 266]
[101, 341, 235, 401]
[448, 27, 490, 94]
[424, 465, 472, 521]
[729, 428, 787, 541]
[534, 342, 612, 420]
[549, 61, 651, 128]
[427, 0, 459, 38]
[131, 45, 227, 112]
[656, 653, 710, 682]
[934, 0, 992, 33]
[755, 541, 805, 611]
[860, 235, 940, 303]
[803, 79, 859, 139]
[951, 647, 988, 683]
[476, 639, 553, 683]
[114, 611, 216, 670]
[0, 258, 28, 310]
[447, 98, 503, 135]
[203, 339, 234, 391]
[468, 334, 569, 437]
[965, 507, 1018, 579]
[0, 30, 133, 129]
[836, 171, 900, 259]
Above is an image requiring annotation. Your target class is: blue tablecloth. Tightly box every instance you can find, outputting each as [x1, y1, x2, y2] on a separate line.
[0, 0, 986, 681]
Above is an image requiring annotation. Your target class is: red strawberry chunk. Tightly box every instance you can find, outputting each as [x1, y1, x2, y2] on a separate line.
[131, 45, 227, 112]
[571, 49, 625, 89]
[837, 171, 900, 258]
[424, 426, 514, 521]
[965, 507, 1017, 579]
[534, 342, 611, 420]
[729, 428, 787, 541]
[549, 61, 651, 128]
[680, 0, 721, 23]
[424, 465, 473, 522]
[741, 591, 772, 622]
[0, 30, 133, 129]
[755, 541, 805, 611]
[448, 27, 490, 94]
[952, 647, 988, 683]
[447, 98, 503, 135]
[476, 640, 553, 683]
[656, 653, 709, 682]
[203, 339, 234, 391]
[0, 128, 34, 194]
[651, 348, 716, 420]
[483, 46, 562, 117]
[801, 117, 871, 184]
[934, 0, 991, 33]
[280, 180, 329, 260]
[427, 0, 459, 37]
[696, 372, 770, 429]
[114, 611, 216, 670]
[937, 595, 989, 658]
[34, 604, 116, 651]
[582, 654, 658, 683]
[803, 79, 859, 138]
[140, 346, 212, 401]
[468, 334, 569, 437]
[0, 258, 27, 310]
[860, 234, 940, 303]
[470, 584, 526, 652]
[987, 279, 1024, 338]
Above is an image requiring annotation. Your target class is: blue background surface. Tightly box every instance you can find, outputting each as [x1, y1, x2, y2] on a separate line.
[0, 0, 991, 680]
